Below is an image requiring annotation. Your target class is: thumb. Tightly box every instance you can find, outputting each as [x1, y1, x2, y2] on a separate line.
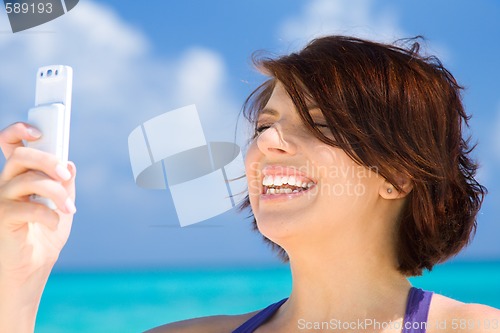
[0, 122, 42, 158]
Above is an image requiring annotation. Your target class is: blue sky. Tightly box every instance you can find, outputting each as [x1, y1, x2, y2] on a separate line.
[0, 0, 499, 270]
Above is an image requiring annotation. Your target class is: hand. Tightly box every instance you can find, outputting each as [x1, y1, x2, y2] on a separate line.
[0, 122, 77, 282]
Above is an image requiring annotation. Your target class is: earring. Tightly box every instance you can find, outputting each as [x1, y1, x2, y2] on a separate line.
[387, 188, 393, 194]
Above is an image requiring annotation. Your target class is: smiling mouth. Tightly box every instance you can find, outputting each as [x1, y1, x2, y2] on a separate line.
[261, 173, 317, 195]
[262, 183, 314, 195]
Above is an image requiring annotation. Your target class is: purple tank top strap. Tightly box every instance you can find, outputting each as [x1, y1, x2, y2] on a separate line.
[232, 298, 288, 333]
[402, 287, 433, 333]
[232, 287, 433, 333]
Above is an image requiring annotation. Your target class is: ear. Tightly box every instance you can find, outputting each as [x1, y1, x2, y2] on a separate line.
[379, 174, 413, 200]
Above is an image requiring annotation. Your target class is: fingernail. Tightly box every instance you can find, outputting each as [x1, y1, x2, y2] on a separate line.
[56, 163, 71, 181]
[67, 161, 77, 176]
[27, 127, 42, 138]
[65, 197, 77, 214]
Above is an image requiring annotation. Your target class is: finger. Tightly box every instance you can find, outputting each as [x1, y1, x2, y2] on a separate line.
[2, 171, 75, 214]
[1, 147, 72, 183]
[0, 199, 60, 230]
[0, 122, 42, 158]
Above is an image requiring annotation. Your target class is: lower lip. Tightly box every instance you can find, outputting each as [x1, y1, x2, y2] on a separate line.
[259, 185, 316, 201]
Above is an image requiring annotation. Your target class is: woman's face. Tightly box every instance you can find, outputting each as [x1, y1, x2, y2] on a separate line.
[244, 82, 386, 247]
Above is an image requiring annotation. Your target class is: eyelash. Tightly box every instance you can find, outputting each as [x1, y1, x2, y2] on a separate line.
[255, 125, 271, 133]
[255, 123, 329, 134]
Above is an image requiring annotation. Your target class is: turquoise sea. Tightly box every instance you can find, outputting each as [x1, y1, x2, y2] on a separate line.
[36, 261, 500, 333]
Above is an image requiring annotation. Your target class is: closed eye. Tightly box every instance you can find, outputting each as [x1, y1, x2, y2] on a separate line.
[255, 123, 328, 134]
[255, 124, 272, 133]
[313, 123, 334, 138]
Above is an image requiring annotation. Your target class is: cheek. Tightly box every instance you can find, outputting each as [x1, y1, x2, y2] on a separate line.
[312, 146, 372, 200]
[311, 145, 350, 184]
[312, 144, 338, 167]
[244, 141, 258, 168]
[244, 141, 262, 196]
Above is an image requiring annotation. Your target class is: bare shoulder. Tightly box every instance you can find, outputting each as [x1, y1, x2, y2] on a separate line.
[428, 293, 500, 333]
[142, 310, 259, 333]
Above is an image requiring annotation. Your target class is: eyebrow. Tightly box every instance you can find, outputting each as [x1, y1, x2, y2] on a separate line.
[307, 103, 326, 115]
[259, 108, 279, 117]
[259, 105, 322, 117]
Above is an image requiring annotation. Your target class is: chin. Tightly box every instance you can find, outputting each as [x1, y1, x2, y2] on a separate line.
[254, 212, 307, 245]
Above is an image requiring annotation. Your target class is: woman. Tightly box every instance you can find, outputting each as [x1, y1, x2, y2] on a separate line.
[0, 36, 499, 333]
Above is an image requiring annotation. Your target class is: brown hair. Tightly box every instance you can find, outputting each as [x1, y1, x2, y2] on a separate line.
[239, 35, 487, 276]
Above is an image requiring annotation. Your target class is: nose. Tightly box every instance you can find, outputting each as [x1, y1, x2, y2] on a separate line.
[256, 123, 297, 156]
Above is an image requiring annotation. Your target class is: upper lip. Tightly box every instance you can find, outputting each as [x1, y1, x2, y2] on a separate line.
[261, 165, 317, 184]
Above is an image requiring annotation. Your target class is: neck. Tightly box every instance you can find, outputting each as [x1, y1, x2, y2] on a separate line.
[287, 251, 410, 318]
[272, 222, 412, 330]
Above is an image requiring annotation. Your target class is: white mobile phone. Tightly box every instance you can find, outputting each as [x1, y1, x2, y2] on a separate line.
[27, 65, 73, 209]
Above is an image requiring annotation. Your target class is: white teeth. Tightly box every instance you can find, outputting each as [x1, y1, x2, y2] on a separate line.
[262, 174, 316, 190]
[264, 187, 303, 195]
[264, 184, 312, 195]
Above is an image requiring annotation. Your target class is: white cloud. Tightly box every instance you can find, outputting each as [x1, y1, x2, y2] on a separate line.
[170, 47, 242, 143]
[0, 1, 240, 199]
[279, 0, 405, 46]
[277, 0, 452, 63]
[0, 2, 254, 269]
[174, 48, 225, 104]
